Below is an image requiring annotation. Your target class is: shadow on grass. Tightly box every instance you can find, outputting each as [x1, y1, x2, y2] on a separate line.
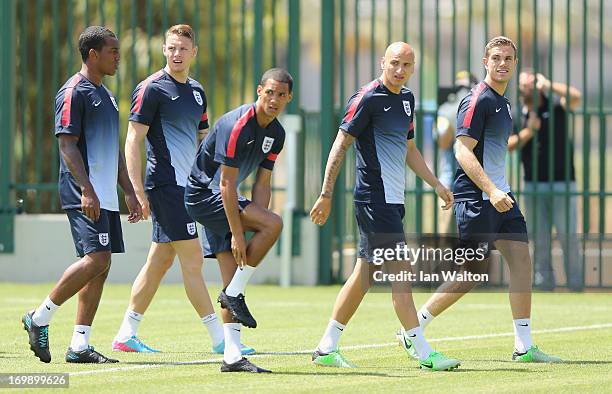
[469, 359, 612, 365]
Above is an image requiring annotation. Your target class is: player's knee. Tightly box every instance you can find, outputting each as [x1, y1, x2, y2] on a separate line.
[266, 212, 283, 237]
[179, 258, 202, 274]
[85, 251, 111, 274]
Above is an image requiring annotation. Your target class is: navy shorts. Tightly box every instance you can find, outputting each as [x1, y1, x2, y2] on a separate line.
[184, 188, 251, 258]
[454, 193, 528, 253]
[355, 202, 406, 262]
[66, 209, 124, 257]
[147, 185, 198, 243]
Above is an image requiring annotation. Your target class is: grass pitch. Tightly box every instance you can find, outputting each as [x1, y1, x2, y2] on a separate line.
[1, 283, 611, 393]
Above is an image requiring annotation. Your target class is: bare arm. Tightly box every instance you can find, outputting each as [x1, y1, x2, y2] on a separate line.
[406, 139, 453, 209]
[537, 73, 581, 111]
[58, 134, 99, 221]
[220, 165, 247, 266]
[125, 121, 150, 218]
[436, 117, 455, 150]
[310, 130, 355, 225]
[117, 148, 142, 223]
[455, 135, 513, 212]
[252, 167, 273, 208]
[507, 112, 541, 152]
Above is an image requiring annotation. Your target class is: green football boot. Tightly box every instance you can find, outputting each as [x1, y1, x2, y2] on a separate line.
[312, 349, 356, 368]
[513, 346, 563, 363]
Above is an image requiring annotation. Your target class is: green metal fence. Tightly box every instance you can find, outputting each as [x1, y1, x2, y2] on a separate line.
[313, 0, 611, 286]
[1, 0, 610, 287]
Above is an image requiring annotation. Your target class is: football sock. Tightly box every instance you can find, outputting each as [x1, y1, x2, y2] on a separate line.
[223, 323, 243, 364]
[403, 326, 434, 361]
[202, 313, 224, 347]
[70, 325, 91, 352]
[225, 265, 256, 297]
[32, 296, 59, 326]
[417, 306, 435, 329]
[115, 310, 143, 342]
[513, 318, 533, 353]
[317, 319, 345, 354]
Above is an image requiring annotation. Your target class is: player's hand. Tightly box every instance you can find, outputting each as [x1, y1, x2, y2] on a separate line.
[310, 194, 332, 226]
[489, 188, 513, 213]
[136, 191, 150, 220]
[231, 233, 248, 268]
[527, 111, 541, 131]
[434, 182, 454, 210]
[535, 73, 551, 91]
[125, 192, 143, 223]
[81, 185, 101, 222]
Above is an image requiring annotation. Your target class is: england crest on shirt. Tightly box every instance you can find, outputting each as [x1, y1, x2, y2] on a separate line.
[99, 233, 109, 246]
[110, 96, 119, 111]
[262, 136, 274, 153]
[193, 90, 203, 106]
[186, 222, 196, 236]
[403, 100, 412, 116]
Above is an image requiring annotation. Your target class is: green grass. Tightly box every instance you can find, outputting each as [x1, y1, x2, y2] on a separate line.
[1, 284, 611, 393]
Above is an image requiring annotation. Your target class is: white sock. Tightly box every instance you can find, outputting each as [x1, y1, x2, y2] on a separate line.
[418, 306, 435, 329]
[317, 319, 345, 353]
[225, 265, 256, 297]
[115, 310, 143, 342]
[32, 296, 59, 326]
[223, 323, 243, 364]
[70, 325, 91, 351]
[513, 318, 533, 353]
[202, 313, 224, 347]
[403, 326, 434, 361]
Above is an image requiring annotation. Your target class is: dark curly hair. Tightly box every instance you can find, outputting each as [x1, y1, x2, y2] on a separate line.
[78, 26, 117, 62]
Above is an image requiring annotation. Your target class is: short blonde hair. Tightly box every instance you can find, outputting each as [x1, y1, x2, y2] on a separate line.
[484, 36, 517, 58]
[165, 24, 195, 45]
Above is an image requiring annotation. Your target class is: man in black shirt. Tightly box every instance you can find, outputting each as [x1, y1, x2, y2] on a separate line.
[508, 71, 583, 291]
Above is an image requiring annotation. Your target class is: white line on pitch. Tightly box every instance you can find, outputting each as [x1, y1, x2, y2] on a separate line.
[69, 322, 612, 377]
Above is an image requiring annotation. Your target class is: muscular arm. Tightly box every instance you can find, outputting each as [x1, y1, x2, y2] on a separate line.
[320, 130, 355, 198]
[58, 134, 99, 220]
[406, 139, 441, 188]
[252, 167, 273, 208]
[125, 121, 149, 197]
[58, 134, 93, 192]
[407, 139, 454, 209]
[455, 135, 513, 212]
[125, 121, 150, 219]
[220, 165, 244, 237]
[117, 149, 135, 195]
[310, 130, 354, 225]
[454, 135, 497, 196]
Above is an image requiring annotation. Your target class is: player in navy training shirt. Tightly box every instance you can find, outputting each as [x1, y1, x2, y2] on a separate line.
[112, 25, 251, 356]
[309, 42, 460, 371]
[185, 68, 292, 373]
[413, 37, 562, 363]
[22, 27, 142, 364]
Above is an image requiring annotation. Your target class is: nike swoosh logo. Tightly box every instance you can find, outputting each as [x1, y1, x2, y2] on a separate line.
[171, 96, 180, 100]
[247, 140, 255, 145]
[496, 107, 502, 112]
[231, 328, 241, 332]
[408, 334, 417, 338]
[421, 314, 427, 320]
[76, 330, 85, 334]
[337, 327, 344, 332]
[421, 361, 434, 368]
[46, 305, 51, 310]
[518, 323, 529, 327]
[92, 101, 102, 107]
[384, 106, 391, 112]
